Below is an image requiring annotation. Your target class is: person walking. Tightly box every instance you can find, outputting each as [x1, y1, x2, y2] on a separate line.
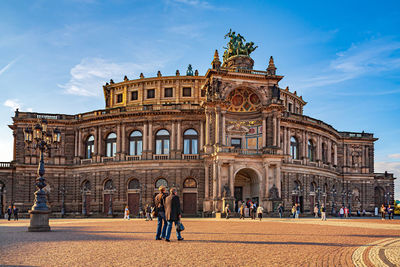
[380, 204, 386, 220]
[13, 206, 19, 221]
[295, 203, 300, 219]
[249, 201, 254, 220]
[225, 204, 231, 219]
[320, 204, 326, 221]
[164, 188, 183, 242]
[7, 206, 12, 221]
[257, 205, 263, 221]
[278, 204, 284, 218]
[387, 205, 394, 220]
[314, 205, 319, 218]
[145, 204, 152, 221]
[124, 205, 130, 220]
[239, 204, 245, 220]
[154, 185, 168, 240]
[339, 206, 344, 218]
[291, 205, 296, 218]
[344, 206, 349, 218]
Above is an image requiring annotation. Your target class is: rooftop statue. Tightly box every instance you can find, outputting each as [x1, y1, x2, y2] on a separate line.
[223, 29, 258, 62]
[186, 64, 194, 76]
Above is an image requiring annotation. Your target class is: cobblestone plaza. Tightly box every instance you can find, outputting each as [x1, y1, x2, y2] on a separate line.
[1, 218, 399, 266]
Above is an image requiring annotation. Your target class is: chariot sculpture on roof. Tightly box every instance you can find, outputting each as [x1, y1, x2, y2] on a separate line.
[223, 29, 258, 62]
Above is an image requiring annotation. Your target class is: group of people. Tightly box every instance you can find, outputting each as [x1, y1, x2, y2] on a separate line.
[235, 200, 264, 220]
[380, 204, 395, 220]
[154, 185, 184, 242]
[5, 205, 19, 221]
[123, 204, 156, 221]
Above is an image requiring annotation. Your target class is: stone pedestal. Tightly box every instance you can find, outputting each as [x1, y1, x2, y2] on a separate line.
[28, 210, 51, 232]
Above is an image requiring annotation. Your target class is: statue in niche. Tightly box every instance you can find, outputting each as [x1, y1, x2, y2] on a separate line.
[269, 184, 279, 200]
[223, 184, 230, 198]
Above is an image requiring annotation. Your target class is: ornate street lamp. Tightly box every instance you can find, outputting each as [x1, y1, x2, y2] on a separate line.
[24, 119, 61, 232]
[385, 192, 391, 206]
[331, 188, 337, 216]
[59, 185, 66, 218]
[106, 184, 116, 216]
[341, 190, 346, 207]
[347, 191, 352, 216]
[81, 186, 90, 216]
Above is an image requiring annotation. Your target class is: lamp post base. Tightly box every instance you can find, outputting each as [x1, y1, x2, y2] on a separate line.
[28, 210, 51, 232]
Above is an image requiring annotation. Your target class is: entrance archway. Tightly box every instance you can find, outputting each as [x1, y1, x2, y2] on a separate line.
[234, 168, 260, 212]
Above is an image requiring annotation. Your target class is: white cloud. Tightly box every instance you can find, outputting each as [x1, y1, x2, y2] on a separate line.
[299, 38, 400, 89]
[3, 99, 21, 110]
[3, 99, 33, 112]
[59, 58, 164, 97]
[375, 161, 400, 200]
[388, 153, 400, 159]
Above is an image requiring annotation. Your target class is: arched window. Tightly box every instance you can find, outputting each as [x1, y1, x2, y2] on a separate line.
[128, 179, 140, 190]
[322, 143, 327, 163]
[155, 130, 170, 155]
[183, 129, 198, 154]
[307, 140, 315, 162]
[155, 178, 168, 189]
[331, 145, 335, 165]
[106, 133, 117, 157]
[129, 131, 142, 156]
[183, 178, 197, 188]
[85, 135, 95, 159]
[104, 179, 113, 190]
[290, 137, 299, 160]
[82, 180, 91, 191]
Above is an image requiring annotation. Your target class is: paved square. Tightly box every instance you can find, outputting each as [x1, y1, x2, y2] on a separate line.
[1, 218, 399, 266]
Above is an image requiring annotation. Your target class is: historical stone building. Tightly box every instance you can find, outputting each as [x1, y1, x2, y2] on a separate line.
[0, 33, 395, 217]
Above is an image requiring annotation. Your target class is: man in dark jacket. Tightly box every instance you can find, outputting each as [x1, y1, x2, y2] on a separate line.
[164, 187, 183, 242]
[154, 185, 167, 240]
[13, 206, 19, 221]
[7, 206, 12, 221]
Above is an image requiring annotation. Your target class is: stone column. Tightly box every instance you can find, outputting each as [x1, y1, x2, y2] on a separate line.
[177, 121, 182, 151]
[217, 163, 222, 198]
[264, 163, 269, 198]
[262, 115, 267, 148]
[334, 144, 338, 166]
[205, 112, 210, 146]
[78, 129, 82, 158]
[222, 111, 226, 145]
[94, 127, 98, 155]
[277, 116, 281, 148]
[229, 163, 234, 198]
[74, 130, 78, 157]
[171, 121, 176, 152]
[343, 144, 347, 166]
[200, 121, 204, 151]
[272, 116, 277, 146]
[98, 127, 102, 157]
[215, 109, 220, 145]
[148, 122, 153, 153]
[143, 122, 148, 152]
[276, 165, 281, 198]
[287, 127, 291, 156]
[365, 146, 369, 167]
[121, 124, 126, 156]
[212, 161, 217, 199]
[327, 140, 332, 164]
[317, 136, 321, 161]
[116, 124, 121, 153]
[205, 164, 209, 199]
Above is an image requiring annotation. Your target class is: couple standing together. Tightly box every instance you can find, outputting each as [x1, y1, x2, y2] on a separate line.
[154, 186, 184, 242]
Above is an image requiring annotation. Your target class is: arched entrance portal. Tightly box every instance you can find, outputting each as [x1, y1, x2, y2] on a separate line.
[234, 168, 260, 211]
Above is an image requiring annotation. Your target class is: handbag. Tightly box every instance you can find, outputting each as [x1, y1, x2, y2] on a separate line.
[176, 221, 185, 232]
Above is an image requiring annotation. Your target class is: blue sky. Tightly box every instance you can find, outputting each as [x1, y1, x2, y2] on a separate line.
[1, 0, 399, 198]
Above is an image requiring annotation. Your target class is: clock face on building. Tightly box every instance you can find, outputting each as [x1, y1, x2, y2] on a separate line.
[227, 88, 261, 112]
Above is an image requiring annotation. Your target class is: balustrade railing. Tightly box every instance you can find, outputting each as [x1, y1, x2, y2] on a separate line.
[81, 159, 93, 164]
[0, 162, 11, 168]
[102, 157, 115, 163]
[126, 155, 141, 161]
[153, 154, 169, 160]
[183, 154, 199, 160]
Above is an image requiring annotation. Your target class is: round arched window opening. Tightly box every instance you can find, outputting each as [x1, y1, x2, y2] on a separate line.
[106, 133, 117, 157]
[155, 130, 170, 155]
[85, 135, 95, 159]
[104, 179, 113, 190]
[82, 180, 91, 191]
[183, 129, 198, 154]
[128, 179, 140, 190]
[155, 178, 168, 189]
[129, 131, 143, 156]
